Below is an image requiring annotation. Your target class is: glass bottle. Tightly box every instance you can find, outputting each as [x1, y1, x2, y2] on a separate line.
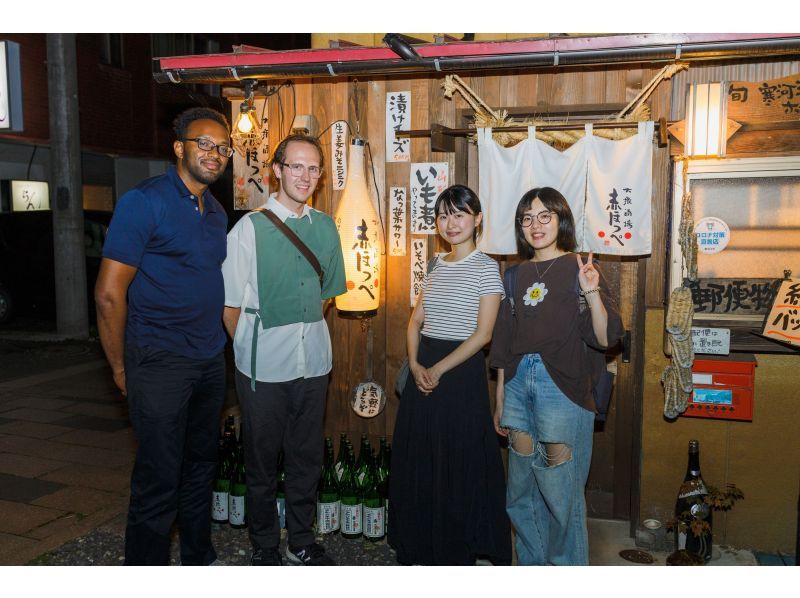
[211, 435, 233, 524]
[228, 438, 247, 529]
[362, 452, 386, 542]
[316, 443, 340, 535]
[335, 432, 349, 484]
[674, 439, 712, 562]
[355, 435, 371, 492]
[340, 445, 362, 539]
[276, 451, 286, 530]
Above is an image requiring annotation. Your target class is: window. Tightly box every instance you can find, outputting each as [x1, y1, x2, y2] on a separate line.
[670, 157, 800, 351]
[100, 34, 124, 68]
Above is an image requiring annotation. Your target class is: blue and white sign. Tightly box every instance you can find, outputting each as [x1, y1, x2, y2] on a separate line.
[695, 216, 730, 255]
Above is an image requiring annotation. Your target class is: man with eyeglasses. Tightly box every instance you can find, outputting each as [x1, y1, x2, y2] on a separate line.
[96, 107, 231, 565]
[222, 133, 345, 566]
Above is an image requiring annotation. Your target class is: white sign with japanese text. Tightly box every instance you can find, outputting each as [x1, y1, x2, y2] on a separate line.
[231, 98, 269, 210]
[331, 122, 348, 190]
[761, 278, 800, 348]
[389, 187, 407, 256]
[691, 327, 731, 355]
[410, 236, 428, 306]
[410, 162, 448, 235]
[695, 217, 730, 254]
[386, 91, 411, 162]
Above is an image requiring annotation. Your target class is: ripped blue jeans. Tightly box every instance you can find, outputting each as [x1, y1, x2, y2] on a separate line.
[500, 353, 595, 565]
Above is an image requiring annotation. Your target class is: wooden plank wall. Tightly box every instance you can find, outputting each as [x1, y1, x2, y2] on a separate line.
[263, 66, 672, 450]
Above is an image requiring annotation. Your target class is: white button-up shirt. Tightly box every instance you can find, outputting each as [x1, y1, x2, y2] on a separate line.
[222, 194, 333, 382]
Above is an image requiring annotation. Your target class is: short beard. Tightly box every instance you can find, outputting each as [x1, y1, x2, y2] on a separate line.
[186, 159, 224, 186]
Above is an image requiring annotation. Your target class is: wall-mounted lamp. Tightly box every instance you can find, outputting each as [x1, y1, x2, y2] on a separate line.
[383, 33, 421, 61]
[234, 79, 260, 135]
[334, 138, 382, 318]
[685, 81, 728, 157]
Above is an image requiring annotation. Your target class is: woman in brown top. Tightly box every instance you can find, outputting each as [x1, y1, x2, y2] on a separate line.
[489, 187, 623, 565]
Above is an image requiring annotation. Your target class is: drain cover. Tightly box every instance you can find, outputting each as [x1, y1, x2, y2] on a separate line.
[619, 549, 654, 564]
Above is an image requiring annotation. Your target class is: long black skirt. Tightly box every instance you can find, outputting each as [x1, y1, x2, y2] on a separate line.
[388, 335, 512, 565]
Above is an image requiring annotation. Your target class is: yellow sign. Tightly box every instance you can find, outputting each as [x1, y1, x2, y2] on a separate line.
[761, 279, 800, 348]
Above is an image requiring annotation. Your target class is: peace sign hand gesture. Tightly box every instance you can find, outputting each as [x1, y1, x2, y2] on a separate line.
[576, 251, 600, 293]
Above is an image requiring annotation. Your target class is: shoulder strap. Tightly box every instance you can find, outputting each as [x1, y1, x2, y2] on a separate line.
[426, 255, 438, 274]
[254, 208, 323, 288]
[503, 264, 519, 316]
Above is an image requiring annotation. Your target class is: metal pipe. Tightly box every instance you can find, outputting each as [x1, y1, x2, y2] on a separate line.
[154, 36, 800, 84]
[397, 120, 671, 138]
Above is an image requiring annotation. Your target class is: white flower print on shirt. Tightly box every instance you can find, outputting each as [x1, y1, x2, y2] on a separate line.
[523, 282, 548, 307]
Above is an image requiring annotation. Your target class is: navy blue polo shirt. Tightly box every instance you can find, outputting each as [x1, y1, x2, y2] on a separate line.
[103, 166, 227, 360]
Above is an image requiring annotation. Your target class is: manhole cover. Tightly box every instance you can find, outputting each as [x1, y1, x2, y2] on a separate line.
[619, 549, 654, 564]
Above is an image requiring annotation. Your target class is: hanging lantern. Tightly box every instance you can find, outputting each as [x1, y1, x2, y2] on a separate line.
[334, 138, 382, 318]
[685, 81, 728, 158]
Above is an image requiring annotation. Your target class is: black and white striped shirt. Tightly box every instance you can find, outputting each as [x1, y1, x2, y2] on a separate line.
[421, 249, 505, 341]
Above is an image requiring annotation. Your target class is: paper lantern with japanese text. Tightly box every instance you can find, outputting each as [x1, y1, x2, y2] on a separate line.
[334, 138, 382, 318]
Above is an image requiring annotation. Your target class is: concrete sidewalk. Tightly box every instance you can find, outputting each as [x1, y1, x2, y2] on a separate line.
[0, 354, 135, 565]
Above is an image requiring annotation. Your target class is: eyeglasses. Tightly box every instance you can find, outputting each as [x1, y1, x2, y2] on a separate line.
[181, 137, 235, 158]
[518, 211, 554, 227]
[277, 161, 323, 179]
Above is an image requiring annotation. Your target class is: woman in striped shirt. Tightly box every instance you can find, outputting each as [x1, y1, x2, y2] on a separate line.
[388, 185, 511, 566]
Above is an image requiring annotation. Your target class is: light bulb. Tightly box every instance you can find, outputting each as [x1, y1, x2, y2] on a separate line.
[236, 106, 254, 134]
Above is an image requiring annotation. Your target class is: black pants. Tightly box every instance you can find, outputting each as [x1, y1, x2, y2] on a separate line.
[124, 345, 226, 565]
[235, 369, 327, 550]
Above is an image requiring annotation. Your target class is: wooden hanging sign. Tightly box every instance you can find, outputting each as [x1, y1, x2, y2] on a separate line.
[727, 73, 800, 123]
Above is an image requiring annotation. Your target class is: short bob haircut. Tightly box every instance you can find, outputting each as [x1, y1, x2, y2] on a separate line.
[434, 184, 483, 240]
[515, 186, 577, 259]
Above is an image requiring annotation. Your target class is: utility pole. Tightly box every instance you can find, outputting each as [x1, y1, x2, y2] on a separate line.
[46, 33, 88, 339]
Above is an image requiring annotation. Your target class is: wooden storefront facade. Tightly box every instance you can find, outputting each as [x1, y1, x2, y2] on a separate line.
[157, 34, 800, 552]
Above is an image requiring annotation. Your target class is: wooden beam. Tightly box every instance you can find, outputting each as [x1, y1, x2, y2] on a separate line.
[430, 123, 456, 153]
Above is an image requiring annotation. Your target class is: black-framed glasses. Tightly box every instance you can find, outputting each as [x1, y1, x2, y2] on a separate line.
[277, 161, 323, 179]
[518, 211, 554, 227]
[181, 137, 235, 158]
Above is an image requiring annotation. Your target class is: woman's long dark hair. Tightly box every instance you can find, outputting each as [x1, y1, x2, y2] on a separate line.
[514, 187, 577, 259]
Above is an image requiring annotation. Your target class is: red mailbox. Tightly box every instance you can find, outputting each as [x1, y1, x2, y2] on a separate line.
[683, 354, 757, 421]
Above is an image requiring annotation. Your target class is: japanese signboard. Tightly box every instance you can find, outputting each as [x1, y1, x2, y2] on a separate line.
[410, 236, 428, 306]
[350, 381, 387, 418]
[386, 91, 411, 162]
[331, 122, 348, 190]
[686, 278, 781, 316]
[231, 98, 269, 210]
[389, 186, 407, 256]
[691, 327, 730, 355]
[584, 121, 653, 256]
[761, 278, 800, 348]
[410, 162, 448, 235]
[728, 74, 800, 123]
[695, 217, 730, 255]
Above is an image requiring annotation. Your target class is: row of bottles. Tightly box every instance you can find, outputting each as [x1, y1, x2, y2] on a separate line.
[316, 433, 391, 541]
[211, 416, 247, 528]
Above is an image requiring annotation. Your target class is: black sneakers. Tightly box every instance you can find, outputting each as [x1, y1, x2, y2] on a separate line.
[251, 546, 283, 566]
[286, 542, 335, 566]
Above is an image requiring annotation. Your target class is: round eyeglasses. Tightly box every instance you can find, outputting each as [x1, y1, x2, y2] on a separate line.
[182, 137, 235, 158]
[518, 211, 554, 227]
[277, 161, 323, 179]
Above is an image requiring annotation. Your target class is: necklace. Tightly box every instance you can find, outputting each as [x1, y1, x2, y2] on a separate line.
[533, 256, 558, 280]
[524, 255, 560, 308]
